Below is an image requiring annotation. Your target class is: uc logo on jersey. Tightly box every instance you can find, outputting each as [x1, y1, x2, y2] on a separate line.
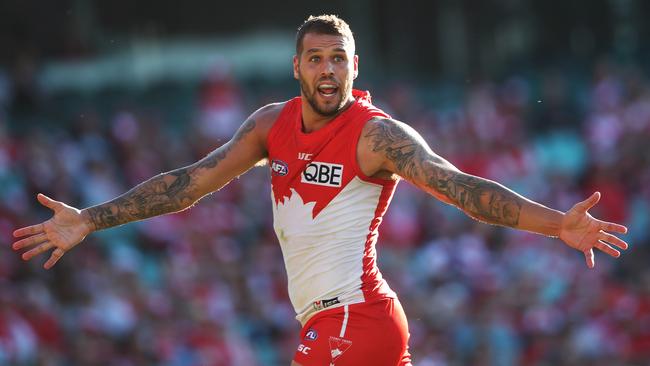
[271, 160, 289, 176]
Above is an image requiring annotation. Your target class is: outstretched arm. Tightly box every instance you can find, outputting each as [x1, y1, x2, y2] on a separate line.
[13, 104, 279, 269]
[84, 114, 261, 230]
[358, 117, 628, 268]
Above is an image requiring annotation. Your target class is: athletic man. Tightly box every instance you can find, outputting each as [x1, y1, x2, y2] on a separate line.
[12, 15, 628, 366]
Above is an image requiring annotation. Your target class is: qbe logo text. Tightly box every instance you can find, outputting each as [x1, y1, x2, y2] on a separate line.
[301, 162, 343, 187]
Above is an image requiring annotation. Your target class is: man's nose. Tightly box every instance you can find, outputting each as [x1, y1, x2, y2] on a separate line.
[321, 61, 335, 76]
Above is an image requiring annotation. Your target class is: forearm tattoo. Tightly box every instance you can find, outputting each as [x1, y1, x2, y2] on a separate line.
[423, 167, 522, 226]
[87, 118, 256, 230]
[364, 118, 522, 227]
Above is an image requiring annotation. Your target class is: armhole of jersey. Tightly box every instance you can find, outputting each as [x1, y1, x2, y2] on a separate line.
[349, 113, 396, 186]
[266, 99, 296, 155]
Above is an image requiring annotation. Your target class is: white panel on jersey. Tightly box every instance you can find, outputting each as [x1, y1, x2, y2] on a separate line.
[271, 177, 383, 323]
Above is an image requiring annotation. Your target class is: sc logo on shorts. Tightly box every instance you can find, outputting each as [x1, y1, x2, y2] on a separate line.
[301, 162, 343, 187]
[297, 344, 311, 355]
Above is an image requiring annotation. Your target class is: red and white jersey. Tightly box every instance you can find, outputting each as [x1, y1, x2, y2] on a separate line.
[267, 90, 398, 324]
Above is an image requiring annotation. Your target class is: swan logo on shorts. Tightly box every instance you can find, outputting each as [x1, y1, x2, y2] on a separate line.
[305, 328, 318, 341]
[328, 336, 352, 364]
[301, 162, 343, 187]
[271, 159, 289, 176]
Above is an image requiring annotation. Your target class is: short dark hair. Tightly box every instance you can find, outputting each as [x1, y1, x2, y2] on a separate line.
[295, 15, 355, 55]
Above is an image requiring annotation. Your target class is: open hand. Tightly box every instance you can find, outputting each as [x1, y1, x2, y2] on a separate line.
[559, 192, 628, 269]
[12, 194, 93, 269]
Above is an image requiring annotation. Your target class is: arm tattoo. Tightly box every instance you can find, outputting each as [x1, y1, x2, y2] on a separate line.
[87, 117, 257, 231]
[424, 168, 522, 226]
[86, 167, 196, 230]
[364, 118, 522, 227]
[364, 120, 421, 180]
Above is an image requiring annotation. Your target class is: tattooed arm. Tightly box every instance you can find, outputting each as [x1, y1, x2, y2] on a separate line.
[12, 103, 283, 269]
[358, 117, 628, 268]
[360, 117, 546, 230]
[84, 112, 262, 230]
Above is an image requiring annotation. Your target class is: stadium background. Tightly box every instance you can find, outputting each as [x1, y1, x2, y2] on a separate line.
[1, 0, 650, 365]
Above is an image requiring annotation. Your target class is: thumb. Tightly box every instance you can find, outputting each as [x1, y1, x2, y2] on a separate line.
[584, 249, 595, 269]
[37, 193, 63, 213]
[574, 191, 601, 213]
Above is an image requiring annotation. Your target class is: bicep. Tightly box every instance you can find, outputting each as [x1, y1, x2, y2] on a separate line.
[362, 118, 459, 204]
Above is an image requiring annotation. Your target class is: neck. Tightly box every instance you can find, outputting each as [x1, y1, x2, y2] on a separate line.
[301, 95, 355, 133]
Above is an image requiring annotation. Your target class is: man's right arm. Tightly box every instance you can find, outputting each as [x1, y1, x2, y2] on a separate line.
[13, 103, 282, 268]
[85, 110, 265, 231]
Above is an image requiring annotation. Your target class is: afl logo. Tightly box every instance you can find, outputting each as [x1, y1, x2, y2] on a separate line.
[305, 328, 318, 341]
[271, 159, 289, 176]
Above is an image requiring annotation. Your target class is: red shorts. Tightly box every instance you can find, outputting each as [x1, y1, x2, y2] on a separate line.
[293, 297, 412, 366]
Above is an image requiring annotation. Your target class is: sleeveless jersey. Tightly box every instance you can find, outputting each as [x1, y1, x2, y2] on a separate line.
[267, 89, 398, 324]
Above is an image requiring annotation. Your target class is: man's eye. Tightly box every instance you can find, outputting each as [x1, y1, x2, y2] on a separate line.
[310, 56, 320, 62]
[334, 56, 344, 62]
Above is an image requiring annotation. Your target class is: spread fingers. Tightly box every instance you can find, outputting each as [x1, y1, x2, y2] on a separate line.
[12, 233, 48, 251]
[595, 240, 620, 258]
[21, 241, 54, 261]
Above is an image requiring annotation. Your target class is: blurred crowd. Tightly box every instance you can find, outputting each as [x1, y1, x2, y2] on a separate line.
[0, 60, 649, 366]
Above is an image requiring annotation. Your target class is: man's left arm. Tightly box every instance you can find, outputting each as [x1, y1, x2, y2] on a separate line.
[358, 117, 628, 268]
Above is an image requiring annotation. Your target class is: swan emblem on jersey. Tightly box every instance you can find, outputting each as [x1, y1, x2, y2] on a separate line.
[273, 188, 318, 228]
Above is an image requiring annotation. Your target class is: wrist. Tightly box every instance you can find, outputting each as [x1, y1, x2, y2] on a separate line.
[80, 208, 97, 235]
[551, 211, 565, 238]
[519, 203, 564, 238]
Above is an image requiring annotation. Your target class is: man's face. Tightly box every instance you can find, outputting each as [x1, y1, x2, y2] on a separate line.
[293, 33, 358, 117]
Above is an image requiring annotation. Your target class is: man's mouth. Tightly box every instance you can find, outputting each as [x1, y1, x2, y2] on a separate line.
[317, 83, 339, 97]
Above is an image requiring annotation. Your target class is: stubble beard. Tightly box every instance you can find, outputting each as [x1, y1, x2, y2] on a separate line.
[299, 73, 352, 117]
